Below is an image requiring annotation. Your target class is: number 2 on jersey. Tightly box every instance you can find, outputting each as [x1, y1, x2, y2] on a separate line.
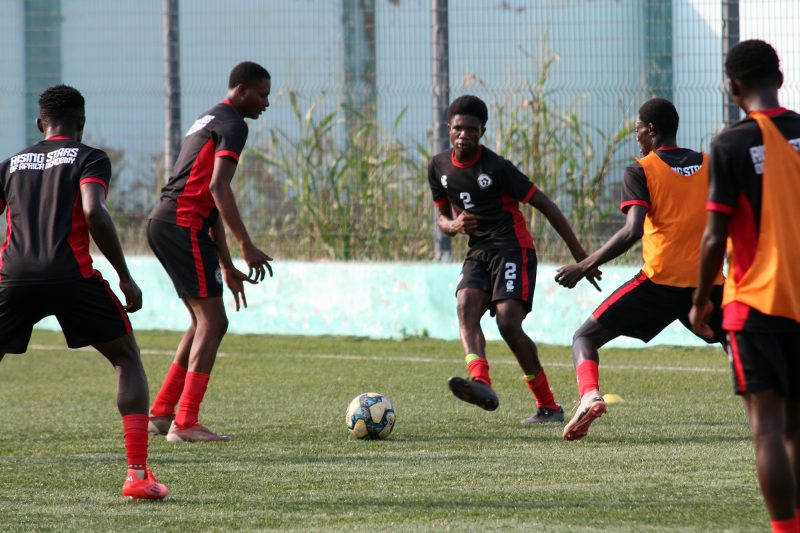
[460, 192, 475, 209]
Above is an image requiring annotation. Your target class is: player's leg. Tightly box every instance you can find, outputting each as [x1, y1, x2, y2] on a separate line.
[93, 333, 169, 500]
[149, 299, 196, 434]
[561, 317, 616, 440]
[786, 398, 800, 522]
[493, 299, 563, 423]
[167, 296, 231, 442]
[448, 286, 499, 411]
[743, 390, 797, 529]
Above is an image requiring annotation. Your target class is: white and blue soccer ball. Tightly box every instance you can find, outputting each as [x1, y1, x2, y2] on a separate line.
[345, 392, 396, 440]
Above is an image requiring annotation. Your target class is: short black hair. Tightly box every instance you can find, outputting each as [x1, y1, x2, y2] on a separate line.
[725, 39, 782, 89]
[448, 95, 488, 127]
[39, 84, 85, 126]
[228, 61, 270, 89]
[638, 97, 679, 138]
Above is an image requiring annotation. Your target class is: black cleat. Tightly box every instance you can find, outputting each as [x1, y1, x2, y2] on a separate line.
[521, 404, 565, 424]
[448, 376, 499, 411]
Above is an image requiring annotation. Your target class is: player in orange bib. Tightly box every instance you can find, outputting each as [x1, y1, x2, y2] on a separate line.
[556, 97, 725, 441]
[690, 40, 800, 533]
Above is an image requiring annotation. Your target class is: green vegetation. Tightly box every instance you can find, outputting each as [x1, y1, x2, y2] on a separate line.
[0, 330, 765, 532]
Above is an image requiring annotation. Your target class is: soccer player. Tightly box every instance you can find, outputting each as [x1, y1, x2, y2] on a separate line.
[147, 61, 272, 442]
[689, 40, 800, 533]
[428, 95, 599, 424]
[0, 85, 168, 499]
[556, 97, 725, 441]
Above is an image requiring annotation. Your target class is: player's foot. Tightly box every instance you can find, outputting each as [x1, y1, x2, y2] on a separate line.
[448, 376, 499, 411]
[521, 404, 565, 424]
[563, 390, 607, 441]
[166, 421, 233, 443]
[148, 414, 174, 436]
[122, 467, 169, 500]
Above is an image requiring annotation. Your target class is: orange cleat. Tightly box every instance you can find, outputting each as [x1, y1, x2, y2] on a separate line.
[563, 390, 607, 441]
[122, 468, 169, 500]
[166, 422, 233, 443]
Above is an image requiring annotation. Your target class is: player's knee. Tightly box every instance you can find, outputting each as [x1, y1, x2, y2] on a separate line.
[495, 312, 522, 337]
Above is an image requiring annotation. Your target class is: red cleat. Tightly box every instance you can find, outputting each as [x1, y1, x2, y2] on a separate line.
[122, 468, 169, 500]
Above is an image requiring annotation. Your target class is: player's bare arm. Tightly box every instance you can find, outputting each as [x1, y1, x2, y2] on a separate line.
[435, 200, 478, 236]
[689, 210, 729, 336]
[529, 189, 601, 289]
[210, 216, 254, 311]
[556, 204, 646, 289]
[209, 155, 273, 282]
[80, 181, 142, 313]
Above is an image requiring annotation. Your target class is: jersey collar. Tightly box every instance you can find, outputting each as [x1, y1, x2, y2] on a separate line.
[656, 145, 679, 151]
[45, 135, 71, 141]
[451, 145, 483, 168]
[750, 107, 788, 117]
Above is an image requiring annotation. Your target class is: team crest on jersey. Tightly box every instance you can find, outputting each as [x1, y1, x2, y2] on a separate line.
[477, 173, 492, 189]
[441, 175, 448, 188]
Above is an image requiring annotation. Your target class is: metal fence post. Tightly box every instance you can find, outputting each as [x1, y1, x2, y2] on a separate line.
[163, 0, 181, 182]
[342, 0, 377, 136]
[24, 0, 62, 147]
[432, 0, 451, 261]
[722, 0, 740, 126]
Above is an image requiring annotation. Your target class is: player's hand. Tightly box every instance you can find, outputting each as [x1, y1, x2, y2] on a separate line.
[689, 300, 714, 338]
[555, 262, 587, 289]
[119, 278, 143, 313]
[241, 242, 273, 282]
[451, 211, 479, 235]
[222, 265, 256, 311]
[584, 267, 603, 291]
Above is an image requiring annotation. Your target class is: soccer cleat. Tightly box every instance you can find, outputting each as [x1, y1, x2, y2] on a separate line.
[448, 376, 499, 411]
[521, 404, 565, 424]
[166, 421, 233, 443]
[148, 414, 174, 436]
[122, 468, 169, 500]
[562, 390, 607, 441]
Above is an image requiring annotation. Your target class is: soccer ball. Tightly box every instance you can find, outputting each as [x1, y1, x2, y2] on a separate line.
[345, 392, 396, 440]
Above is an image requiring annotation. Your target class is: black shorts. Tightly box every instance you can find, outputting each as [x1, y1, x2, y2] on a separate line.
[457, 247, 537, 314]
[727, 330, 800, 398]
[592, 271, 724, 343]
[147, 219, 223, 299]
[0, 274, 132, 354]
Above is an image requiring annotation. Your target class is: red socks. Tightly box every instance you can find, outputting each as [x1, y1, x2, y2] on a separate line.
[576, 359, 600, 397]
[465, 354, 491, 386]
[771, 516, 799, 533]
[523, 371, 558, 410]
[174, 371, 211, 429]
[122, 414, 148, 470]
[150, 363, 188, 417]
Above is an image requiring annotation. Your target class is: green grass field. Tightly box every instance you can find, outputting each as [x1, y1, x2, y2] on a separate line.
[0, 330, 767, 532]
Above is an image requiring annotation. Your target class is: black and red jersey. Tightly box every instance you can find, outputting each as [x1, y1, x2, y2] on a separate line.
[150, 99, 249, 231]
[427, 145, 536, 250]
[708, 108, 800, 332]
[0, 136, 111, 286]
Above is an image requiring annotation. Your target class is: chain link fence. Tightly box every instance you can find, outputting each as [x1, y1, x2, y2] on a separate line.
[1, 0, 798, 262]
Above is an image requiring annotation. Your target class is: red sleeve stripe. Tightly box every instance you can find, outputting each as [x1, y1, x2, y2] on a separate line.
[521, 184, 537, 204]
[80, 177, 109, 197]
[706, 201, 734, 215]
[215, 150, 240, 161]
[619, 199, 649, 213]
[434, 198, 449, 206]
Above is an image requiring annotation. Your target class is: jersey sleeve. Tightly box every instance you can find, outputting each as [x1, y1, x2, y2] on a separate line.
[214, 119, 249, 161]
[620, 163, 650, 213]
[498, 157, 536, 203]
[428, 159, 448, 205]
[79, 149, 112, 197]
[706, 136, 738, 215]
